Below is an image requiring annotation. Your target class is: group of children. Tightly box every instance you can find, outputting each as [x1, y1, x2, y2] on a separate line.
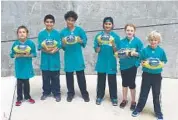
[10, 10, 167, 120]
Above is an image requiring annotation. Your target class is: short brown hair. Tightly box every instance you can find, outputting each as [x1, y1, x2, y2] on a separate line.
[124, 24, 136, 31]
[17, 25, 29, 34]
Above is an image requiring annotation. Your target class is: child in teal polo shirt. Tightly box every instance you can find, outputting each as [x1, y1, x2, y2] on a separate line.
[94, 17, 120, 106]
[60, 11, 90, 102]
[116, 24, 143, 110]
[132, 31, 167, 120]
[38, 14, 61, 102]
[10, 25, 36, 106]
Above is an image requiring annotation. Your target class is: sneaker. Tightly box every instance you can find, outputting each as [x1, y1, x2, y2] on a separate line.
[15, 101, 22, 106]
[41, 94, 48, 100]
[111, 99, 118, 106]
[156, 116, 163, 120]
[120, 100, 128, 108]
[132, 110, 140, 117]
[28, 98, 35, 104]
[130, 102, 136, 111]
[54, 95, 61, 102]
[83, 95, 90, 102]
[67, 95, 74, 102]
[96, 98, 103, 105]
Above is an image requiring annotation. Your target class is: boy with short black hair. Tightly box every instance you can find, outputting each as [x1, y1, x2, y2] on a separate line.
[38, 14, 61, 102]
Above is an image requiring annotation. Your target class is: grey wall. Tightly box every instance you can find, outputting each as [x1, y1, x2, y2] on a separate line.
[1, 1, 178, 78]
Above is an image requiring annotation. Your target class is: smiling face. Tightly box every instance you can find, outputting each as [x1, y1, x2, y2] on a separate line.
[125, 26, 135, 39]
[66, 17, 76, 29]
[147, 31, 161, 49]
[17, 28, 28, 41]
[44, 19, 54, 30]
[149, 37, 160, 48]
[103, 21, 113, 32]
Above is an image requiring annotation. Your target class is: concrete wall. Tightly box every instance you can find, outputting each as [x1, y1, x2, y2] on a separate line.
[1, 1, 178, 78]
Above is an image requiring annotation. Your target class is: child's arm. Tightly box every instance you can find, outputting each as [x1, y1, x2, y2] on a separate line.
[10, 42, 16, 58]
[139, 49, 147, 66]
[93, 34, 101, 53]
[37, 32, 43, 51]
[30, 41, 37, 57]
[112, 34, 120, 53]
[60, 31, 66, 51]
[78, 28, 87, 48]
[131, 39, 144, 57]
[41, 48, 54, 54]
[160, 49, 168, 65]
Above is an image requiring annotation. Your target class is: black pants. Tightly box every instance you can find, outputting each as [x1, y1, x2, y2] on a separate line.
[121, 66, 137, 89]
[42, 70, 60, 96]
[135, 72, 163, 117]
[96, 73, 117, 99]
[17, 79, 31, 101]
[66, 70, 89, 97]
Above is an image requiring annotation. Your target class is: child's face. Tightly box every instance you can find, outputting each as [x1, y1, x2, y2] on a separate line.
[149, 38, 160, 48]
[44, 19, 54, 30]
[66, 17, 75, 28]
[103, 22, 113, 31]
[17, 28, 28, 41]
[125, 26, 135, 39]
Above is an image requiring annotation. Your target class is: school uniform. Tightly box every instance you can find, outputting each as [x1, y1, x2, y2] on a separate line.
[10, 39, 37, 101]
[135, 45, 167, 118]
[38, 29, 61, 97]
[94, 31, 120, 99]
[118, 36, 143, 89]
[60, 26, 89, 97]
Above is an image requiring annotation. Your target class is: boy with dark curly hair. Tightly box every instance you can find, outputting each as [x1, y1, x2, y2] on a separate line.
[60, 11, 90, 102]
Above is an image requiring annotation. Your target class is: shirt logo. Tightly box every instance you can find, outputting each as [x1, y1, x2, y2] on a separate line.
[45, 40, 55, 46]
[66, 34, 76, 43]
[101, 34, 110, 41]
[18, 45, 28, 50]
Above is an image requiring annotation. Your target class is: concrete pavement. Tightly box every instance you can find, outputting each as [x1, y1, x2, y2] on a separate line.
[1, 75, 178, 120]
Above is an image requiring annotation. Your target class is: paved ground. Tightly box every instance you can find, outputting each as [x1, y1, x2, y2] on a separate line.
[1, 75, 178, 120]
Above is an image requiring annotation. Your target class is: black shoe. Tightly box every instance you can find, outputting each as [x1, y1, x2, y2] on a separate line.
[54, 95, 61, 102]
[67, 95, 74, 102]
[40, 95, 49, 100]
[120, 100, 128, 108]
[130, 102, 136, 111]
[156, 115, 163, 120]
[83, 95, 90, 102]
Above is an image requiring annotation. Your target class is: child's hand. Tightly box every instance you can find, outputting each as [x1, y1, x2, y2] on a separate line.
[159, 61, 165, 67]
[44, 46, 53, 52]
[98, 39, 102, 46]
[114, 51, 119, 58]
[130, 51, 139, 57]
[110, 40, 116, 47]
[77, 37, 83, 44]
[141, 61, 147, 67]
[14, 54, 22, 58]
[125, 50, 130, 56]
[14, 53, 30, 58]
[50, 47, 59, 54]
[23, 53, 32, 57]
[95, 47, 101, 53]
[62, 38, 67, 45]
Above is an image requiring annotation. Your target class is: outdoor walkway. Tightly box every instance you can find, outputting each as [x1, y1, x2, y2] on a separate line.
[1, 75, 178, 120]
